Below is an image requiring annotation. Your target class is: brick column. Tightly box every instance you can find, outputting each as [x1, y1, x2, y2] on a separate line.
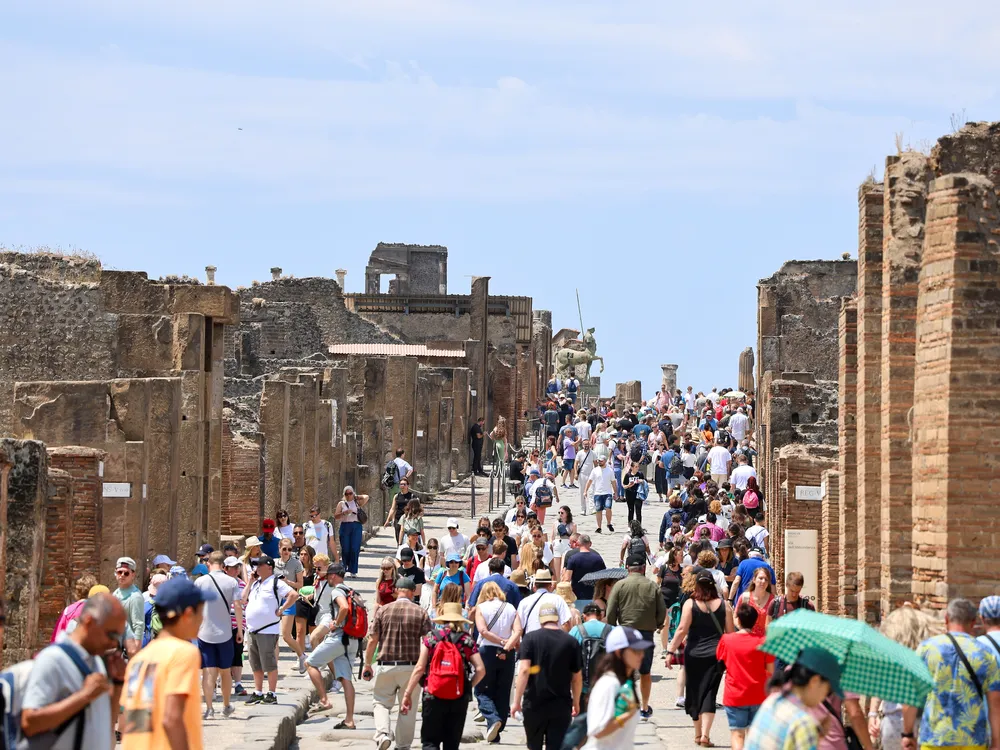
[837, 299, 859, 616]
[880, 153, 932, 612]
[855, 180, 885, 623]
[820, 469, 841, 613]
[912, 173, 1000, 608]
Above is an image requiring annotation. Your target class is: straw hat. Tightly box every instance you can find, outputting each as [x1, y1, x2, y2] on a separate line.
[244, 536, 263, 548]
[433, 602, 472, 626]
[556, 581, 577, 603]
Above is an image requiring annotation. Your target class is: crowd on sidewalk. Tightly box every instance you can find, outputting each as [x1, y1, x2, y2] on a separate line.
[11, 387, 1000, 750]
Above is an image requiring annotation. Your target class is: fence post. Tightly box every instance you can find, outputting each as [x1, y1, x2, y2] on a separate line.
[470, 443, 476, 518]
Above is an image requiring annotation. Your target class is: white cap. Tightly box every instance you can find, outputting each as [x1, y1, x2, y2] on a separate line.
[116, 556, 137, 571]
[605, 626, 654, 653]
[446, 518, 459, 528]
[223, 556, 240, 567]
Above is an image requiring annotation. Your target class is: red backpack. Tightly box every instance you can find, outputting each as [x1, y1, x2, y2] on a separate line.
[425, 632, 466, 699]
[341, 587, 369, 639]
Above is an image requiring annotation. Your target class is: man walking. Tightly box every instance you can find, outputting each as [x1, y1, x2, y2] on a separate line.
[305, 562, 357, 723]
[729, 453, 757, 491]
[512, 603, 583, 750]
[562, 535, 606, 608]
[606, 552, 666, 721]
[903, 598, 1000, 750]
[469, 416, 487, 476]
[22, 593, 125, 750]
[113, 556, 146, 657]
[515, 570, 571, 635]
[707, 438, 732, 486]
[574, 438, 596, 515]
[305, 505, 339, 561]
[242, 555, 298, 705]
[362, 576, 432, 750]
[583, 456, 618, 534]
[196, 550, 243, 718]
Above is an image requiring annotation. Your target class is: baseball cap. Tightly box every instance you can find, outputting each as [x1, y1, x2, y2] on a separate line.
[151, 554, 176, 567]
[168, 565, 189, 579]
[254, 555, 275, 568]
[326, 561, 346, 577]
[445, 552, 462, 564]
[475, 538, 488, 548]
[223, 556, 240, 567]
[394, 576, 416, 591]
[605, 626, 654, 653]
[795, 647, 844, 697]
[155, 576, 216, 619]
[538, 603, 560, 624]
[197, 544, 214, 558]
[191, 564, 209, 577]
[626, 552, 646, 567]
[261, 518, 276, 532]
[399, 547, 415, 562]
[446, 518, 459, 529]
[528, 468, 540, 476]
[116, 557, 137, 571]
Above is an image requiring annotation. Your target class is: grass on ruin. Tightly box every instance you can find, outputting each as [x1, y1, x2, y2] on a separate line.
[1, 244, 101, 263]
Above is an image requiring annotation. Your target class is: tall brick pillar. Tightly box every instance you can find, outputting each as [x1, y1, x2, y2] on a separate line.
[820, 469, 841, 614]
[880, 153, 932, 612]
[855, 180, 885, 623]
[912, 173, 1000, 608]
[469, 277, 490, 427]
[837, 299, 859, 616]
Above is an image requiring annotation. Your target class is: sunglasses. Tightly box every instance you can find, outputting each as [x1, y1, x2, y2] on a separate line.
[293, 531, 304, 536]
[427, 545, 438, 550]
[277, 513, 288, 518]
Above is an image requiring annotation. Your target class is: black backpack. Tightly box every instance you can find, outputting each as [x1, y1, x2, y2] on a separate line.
[668, 453, 683, 476]
[580, 623, 613, 691]
[628, 536, 647, 560]
[380, 461, 399, 490]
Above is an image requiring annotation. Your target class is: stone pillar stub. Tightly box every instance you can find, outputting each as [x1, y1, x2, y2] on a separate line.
[615, 381, 642, 407]
[660, 365, 678, 395]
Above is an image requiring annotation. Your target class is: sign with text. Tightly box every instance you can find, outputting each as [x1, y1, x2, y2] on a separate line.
[784, 529, 818, 603]
[102, 482, 132, 498]
[794, 485, 823, 501]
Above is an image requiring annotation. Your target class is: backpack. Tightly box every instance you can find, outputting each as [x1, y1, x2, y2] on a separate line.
[629, 444, 644, 463]
[668, 453, 683, 477]
[533, 482, 553, 507]
[381, 461, 399, 490]
[742, 490, 760, 509]
[580, 623, 612, 691]
[2, 643, 92, 750]
[566, 379, 578, 393]
[666, 602, 683, 640]
[141, 600, 155, 647]
[425, 631, 466, 699]
[340, 586, 369, 639]
[628, 536, 647, 561]
[748, 531, 767, 557]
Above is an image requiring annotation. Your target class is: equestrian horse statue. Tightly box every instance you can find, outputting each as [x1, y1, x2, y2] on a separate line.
[553, 327, 604, 380]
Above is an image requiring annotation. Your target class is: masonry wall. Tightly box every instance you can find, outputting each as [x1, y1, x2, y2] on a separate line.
[837, 299, 859, 616]
[820, 469, 841, 614]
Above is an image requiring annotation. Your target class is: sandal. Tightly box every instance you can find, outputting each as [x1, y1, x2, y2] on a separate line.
[700, 737, 714, 747]
[333, 720, 356, 730]
[308, 703, 333, 715]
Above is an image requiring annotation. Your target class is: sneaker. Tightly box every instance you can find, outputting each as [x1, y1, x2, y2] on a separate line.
[595, 528, 602, 533]
[474, 710, 485, 723]
[223, 704, 236, 718]
[246, 693, 264, 705]
[378, 740, 392, 750]
[234, 683, 247, 696]
[203, 707, 216, 720]
[297, 654, 307, 674]
[675, 696, 685, 708]
[640, 707, 653, 721]
[607, 523, 615, 532]
[486, 721, 503, 742]
[262, 693, 277, 705]
[330, 680, 342, 693]
[561, 484, 568, 489]
[569, 483, 578, 488]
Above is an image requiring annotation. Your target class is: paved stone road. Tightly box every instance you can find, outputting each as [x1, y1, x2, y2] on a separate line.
[287, 472, 732, 749]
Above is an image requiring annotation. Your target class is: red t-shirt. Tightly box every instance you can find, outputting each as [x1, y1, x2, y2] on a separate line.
[466, 555, 488, 580]
[716, 632, 773, 707]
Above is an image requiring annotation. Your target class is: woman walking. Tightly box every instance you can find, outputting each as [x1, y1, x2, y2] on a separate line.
[622, 464, 647, 524]
[473, 582, 518, 744]
[293, 545, 317, 660]
[737, 568, 774, 638]
[582, 626, 650, 749]
[716, 603, 774, 750]
[275, 538, 305, 671]
[334, 485, 370, 576]
[667, 570, 733, 747]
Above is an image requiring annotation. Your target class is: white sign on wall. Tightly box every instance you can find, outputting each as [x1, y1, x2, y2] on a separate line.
[784, 529, 819, 604]
[416, 430, 424, 438]
[795, 485, 823, 501]
[102, 482, 132, 498]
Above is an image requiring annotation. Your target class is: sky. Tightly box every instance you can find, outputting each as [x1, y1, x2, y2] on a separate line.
[3, 2, 999, 394]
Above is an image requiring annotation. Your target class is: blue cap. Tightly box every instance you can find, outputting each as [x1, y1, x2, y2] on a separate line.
[981, 596, 1000, 620]
[528, 468, 540, 476]
[446, 552, 462, 563]
[191, 563, 209, 577]
[152, 554, 176, 567]
[168, 565, 188, 578]
[154, 576, 215, 618]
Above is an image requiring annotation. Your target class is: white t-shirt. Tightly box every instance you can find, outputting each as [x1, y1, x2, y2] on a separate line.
[197, 570, 242, 643]
[505, 505, 527, 526]
[588, 466, 615, 496]
[440, 532, 469, 559]
[684, 392, 696, 410]
[276, 524, 296, 540]
[476, 599, 517, 647]
[516, 590, 571, 634]
[707, 446, 732, 476]
[305, 518, 333, 553]
[747, 525, 770, 550]
[576, 449, 596, 478]
[730, 464, 757, 490]
[584, 673, 640, 750]
[575, 421, 593, 443]
[245, 574, 293, 635]
[473, 561, 511, 584]
[729, 412, 750, 440]
[682, 451, 698, 469]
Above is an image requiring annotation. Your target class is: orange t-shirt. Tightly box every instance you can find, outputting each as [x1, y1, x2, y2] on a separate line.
[120, 632, 202, 750]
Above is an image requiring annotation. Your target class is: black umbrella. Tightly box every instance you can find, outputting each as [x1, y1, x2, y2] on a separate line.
[580, 567, 629, 585]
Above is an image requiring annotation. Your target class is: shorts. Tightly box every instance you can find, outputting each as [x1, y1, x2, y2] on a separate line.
[593, 494, 613, 512]
[638, 630, 654, 675]
[563, 459, 575, 472]
[724, 704, 760, 729]
[306, 634, 354, 681]
[247, 633, 279, 673]
[199, 637, 235, 670]
[231, 627, 244, 668]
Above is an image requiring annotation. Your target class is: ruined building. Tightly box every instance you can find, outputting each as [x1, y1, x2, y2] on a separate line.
[0, 243, 554, 659]
[757, 121, 1000, 620]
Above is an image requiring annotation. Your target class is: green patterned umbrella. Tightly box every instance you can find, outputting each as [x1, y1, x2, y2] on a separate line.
[761, 608, 933, 707]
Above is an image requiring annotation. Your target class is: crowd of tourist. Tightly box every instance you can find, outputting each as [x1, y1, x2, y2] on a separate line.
[12, 385, 1000, 750]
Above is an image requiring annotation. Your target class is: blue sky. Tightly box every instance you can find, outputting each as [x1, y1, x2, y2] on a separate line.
[2, 2, 997, 393]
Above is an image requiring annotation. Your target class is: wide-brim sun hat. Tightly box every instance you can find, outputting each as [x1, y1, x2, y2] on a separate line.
[433, 602, 472, 626]
[245, 536, 263, 548]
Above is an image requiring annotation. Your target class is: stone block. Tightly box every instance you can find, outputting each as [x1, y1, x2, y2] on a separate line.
[14, 381, 110, 446]
[169, 284, 240, 325]
[100, 271, 169, 315]
[172, 313, 205, 372]
[116, 315, 175, 373]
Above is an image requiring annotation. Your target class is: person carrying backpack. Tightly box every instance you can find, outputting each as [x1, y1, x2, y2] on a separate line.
[305, 562, 360, 725]
[400, 603, 485, 750]
[20, 593, 126, 750]
[569, 603, 613, 708]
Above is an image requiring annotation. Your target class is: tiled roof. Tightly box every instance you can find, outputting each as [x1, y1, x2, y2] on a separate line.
[328, 343, 466, 357]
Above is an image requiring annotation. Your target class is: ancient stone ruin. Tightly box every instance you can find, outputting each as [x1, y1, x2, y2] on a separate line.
[756, 121, 1000, 620]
